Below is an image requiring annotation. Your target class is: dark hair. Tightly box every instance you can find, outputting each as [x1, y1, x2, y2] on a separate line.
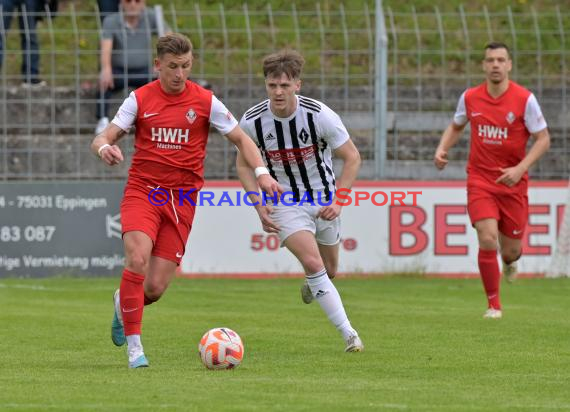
[484, 42, 511, 58]
[156, 33, 193, 58]
[262, 50, 305, 79]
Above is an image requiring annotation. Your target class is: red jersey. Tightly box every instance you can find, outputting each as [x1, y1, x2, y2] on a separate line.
[110, 80, 211, 190]
[454, 81, 547, 194]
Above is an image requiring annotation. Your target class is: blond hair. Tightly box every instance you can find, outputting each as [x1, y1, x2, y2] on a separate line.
[156, 33, 193, 58]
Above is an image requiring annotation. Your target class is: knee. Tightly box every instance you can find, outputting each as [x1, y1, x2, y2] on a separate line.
[303, 255, 325, 275]
[325, 264, 337, 279]
[125, 252, 149, 275]
[501, 247, 521, 264]
[478, 233, 498, 250]
[144, 280, 166, 302]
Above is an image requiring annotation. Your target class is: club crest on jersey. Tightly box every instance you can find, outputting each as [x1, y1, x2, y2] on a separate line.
[506, 111, 516, 124]
[186, 108, 197, 124]
[299, 128, 310, 144]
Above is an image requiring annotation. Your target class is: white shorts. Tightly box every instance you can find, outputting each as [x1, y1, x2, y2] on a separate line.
[271, 203, 341, 246]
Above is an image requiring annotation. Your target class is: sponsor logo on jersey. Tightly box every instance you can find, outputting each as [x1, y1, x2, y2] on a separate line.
[266, 145, 317, 164]
[151, 127, 189, 144]
[478, 124, 508, 141]
[506, 111, 516, 124]
[265, 133, 275, 141]
[143, 112, 159, 118]
[186, 108, 197, 124]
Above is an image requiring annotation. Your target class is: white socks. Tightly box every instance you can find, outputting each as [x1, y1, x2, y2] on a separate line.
[126, 334, 144, 362]
[306, 268, 357, 340]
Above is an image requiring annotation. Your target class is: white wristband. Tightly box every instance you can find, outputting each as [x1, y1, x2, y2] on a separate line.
[254, 166, 269, 178]
[98, 144, 111, 157]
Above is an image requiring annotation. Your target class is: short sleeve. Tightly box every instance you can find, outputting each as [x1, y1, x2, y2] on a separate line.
[111, 92, 138, 131]
[318, 103, 350, 149]
[524, 93, 548, 134]
[101, 14, 117, 41]
[238, 115, 254, 141]
[210, 95, 239, 135]
[453, 92, 468, 126]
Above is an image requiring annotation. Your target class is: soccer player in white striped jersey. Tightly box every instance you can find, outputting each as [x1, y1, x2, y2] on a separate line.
[236, 50, 363, 352]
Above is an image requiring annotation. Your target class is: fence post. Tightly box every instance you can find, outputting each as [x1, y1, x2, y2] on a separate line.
[374, 0, 388, 178]
[291, 4, 301, 52]
[194, 3, 204, 80]
[169, 2, 178, 32]
[458, 5, 471, 89]
[218, 3, 229, 179]
[483, 5, 493, 41]
[154, 5, 165, 37]
[45, 2, 56, 178]
[316, 3, 326, 102]
[267, 3, 276, 49]
[20, 3, 32, 179]
[507, 6, 518, 79]
[70, 3, 81, 179]
[411, 6, 422, 113]
[0, 5, 6, 180]
[339, 3, 349, 113]
[243, 3, 252, 103]
[434, 6, 445, 110]
[531, 6, 543, 100]
[556, 5, 567, 177]
[386, 6, 398, 167]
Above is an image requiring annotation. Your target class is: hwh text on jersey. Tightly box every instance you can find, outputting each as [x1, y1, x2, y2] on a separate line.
[478, 124, 508, 140]
[151, 127, 189, 144]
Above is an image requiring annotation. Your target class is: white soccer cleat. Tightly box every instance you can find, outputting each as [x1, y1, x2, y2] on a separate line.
[502, 261, 518, 283]
[344, 335, 364, 352]
[483, 308, 502, 319]
[300, 281, 313, 304]
[95, 117, 109, 135]
[111, 289, 126, 346]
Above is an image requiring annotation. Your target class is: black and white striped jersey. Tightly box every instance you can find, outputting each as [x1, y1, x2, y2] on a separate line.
[239, 95, 349, 203]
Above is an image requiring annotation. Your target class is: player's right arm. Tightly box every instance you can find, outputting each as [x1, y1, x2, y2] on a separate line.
[434, 122, 466, 170]
[90, 91, 138, 166]
[90, 124, 126, 166]
[434, 92, 468, 170]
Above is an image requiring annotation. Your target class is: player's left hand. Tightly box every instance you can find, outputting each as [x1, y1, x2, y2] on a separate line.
[317, 202, 342, 221]
[257, 175, 284, 199]
[495, 166, 525, 187]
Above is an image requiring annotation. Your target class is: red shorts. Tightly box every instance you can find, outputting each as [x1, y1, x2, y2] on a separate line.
[467, 185, 528, 239]
[120, 181, 198, 264]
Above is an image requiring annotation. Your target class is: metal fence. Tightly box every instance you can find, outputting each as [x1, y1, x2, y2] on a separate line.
[0, 3, 569, 181]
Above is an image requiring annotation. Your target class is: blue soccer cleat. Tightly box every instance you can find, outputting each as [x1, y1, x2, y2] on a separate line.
[111, 289, 126, 346]
[129, 354, 149, 369]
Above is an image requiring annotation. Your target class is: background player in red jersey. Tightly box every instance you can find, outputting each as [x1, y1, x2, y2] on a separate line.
[90, 33, 282, 368]
[434, 42, 550, 319]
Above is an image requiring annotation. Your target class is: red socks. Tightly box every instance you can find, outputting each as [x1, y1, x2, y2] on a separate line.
[478, 249, 501, 310]
[120, 269, 145, 336]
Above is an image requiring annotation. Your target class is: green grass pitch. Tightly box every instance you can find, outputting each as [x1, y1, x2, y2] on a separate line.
[0, 276, 569, 411]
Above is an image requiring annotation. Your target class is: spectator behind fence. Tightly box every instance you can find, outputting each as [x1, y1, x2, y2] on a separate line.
[96, 0, 119, 23]
[0, 0, 48, 88]
[95, 0, 170, 134]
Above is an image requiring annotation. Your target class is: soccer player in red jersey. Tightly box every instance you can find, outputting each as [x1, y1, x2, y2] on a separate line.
[90, 33, 282, 368]
[434, 42, 550, 319]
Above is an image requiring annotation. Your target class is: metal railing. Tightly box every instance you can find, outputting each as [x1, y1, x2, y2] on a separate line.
[0, 3, 568, 181]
